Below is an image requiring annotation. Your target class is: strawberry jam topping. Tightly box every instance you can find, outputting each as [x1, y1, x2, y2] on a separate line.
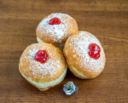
[34, 50, 48, 63]
[88, 43, 101, 59]
[49, 17, 61, 25]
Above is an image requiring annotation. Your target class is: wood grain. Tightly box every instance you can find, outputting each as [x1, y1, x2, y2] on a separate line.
[0, 0, 128, 103]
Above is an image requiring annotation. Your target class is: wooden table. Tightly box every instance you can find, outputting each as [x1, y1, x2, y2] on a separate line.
[0, 0, 128, 103]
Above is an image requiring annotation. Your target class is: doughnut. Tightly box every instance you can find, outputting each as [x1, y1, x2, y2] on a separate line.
[36, 13, 78, 47]
[64, 31, 106, 79]
[19, 43, 67, 91]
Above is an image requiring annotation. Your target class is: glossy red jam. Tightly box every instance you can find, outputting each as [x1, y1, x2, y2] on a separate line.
[34, 50, 48, 63]
[88, 43, 101, 59]
[49, 17, 61, 25]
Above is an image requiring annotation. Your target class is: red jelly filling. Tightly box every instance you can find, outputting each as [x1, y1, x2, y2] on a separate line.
[34, 50, 48, 63]
[88, 43, 101, 59]
[49, 17, 61, 25]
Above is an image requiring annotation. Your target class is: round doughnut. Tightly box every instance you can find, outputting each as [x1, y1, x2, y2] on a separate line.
[64, 31, 106, 79]
[36, 13, 78, 46]
[19, 43, 67, 91]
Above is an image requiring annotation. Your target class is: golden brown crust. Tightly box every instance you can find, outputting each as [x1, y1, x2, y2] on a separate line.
[36, 30, 56, 44]
[19, 43, 67, 82]
[64, 31, 106, 79]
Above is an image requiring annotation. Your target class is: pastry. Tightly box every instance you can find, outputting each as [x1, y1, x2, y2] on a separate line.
[36, 13, 78, 47]
[64, 31, 106, 79]
[19, 43, 67, 91]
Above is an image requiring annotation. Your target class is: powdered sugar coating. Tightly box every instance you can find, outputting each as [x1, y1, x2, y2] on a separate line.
[21, 43, 64, 77]
[69, 31, 105, 72]
[28, 49, 60, 76]
[36, 13, 78, 43]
